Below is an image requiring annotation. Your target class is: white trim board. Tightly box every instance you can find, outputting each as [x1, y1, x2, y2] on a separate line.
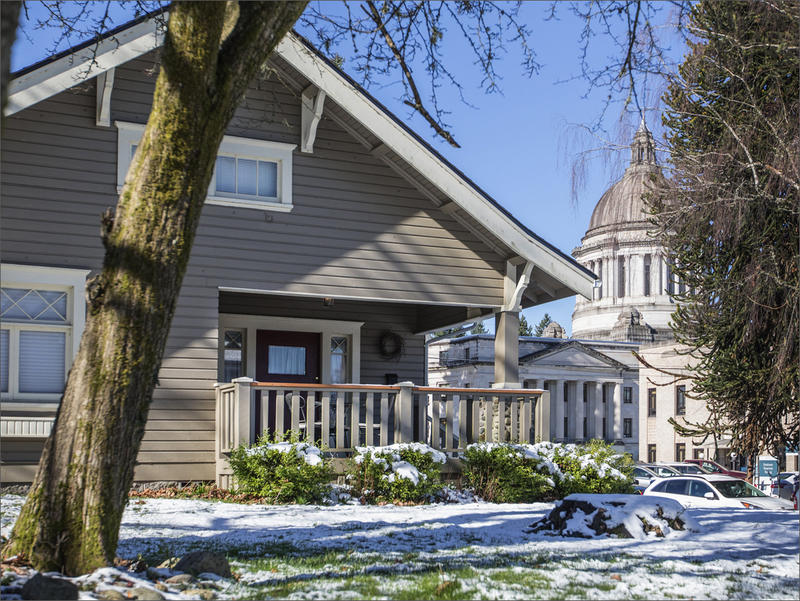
[7, 18, 164, 115]
[7, 17, 595, 301]
[219, 286, 500, 310]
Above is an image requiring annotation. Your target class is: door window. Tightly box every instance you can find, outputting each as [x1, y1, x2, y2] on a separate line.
[664, 479, 688, 495]
[268, 345, 306, 375]
[688, 480, 714, 498]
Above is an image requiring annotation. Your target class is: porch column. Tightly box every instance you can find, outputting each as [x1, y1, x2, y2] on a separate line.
[575, 380, 585, 440]
[494, 310, 520, 387]
[594, 382, 604, 440]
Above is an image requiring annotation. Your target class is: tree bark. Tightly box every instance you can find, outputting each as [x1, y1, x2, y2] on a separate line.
[3, 0, 307, 575]
[1, 1, 21, 115]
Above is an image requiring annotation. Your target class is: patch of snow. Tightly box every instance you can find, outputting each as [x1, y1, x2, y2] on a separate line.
[245, 441, 323, 466]
[388, 461, 420, 485]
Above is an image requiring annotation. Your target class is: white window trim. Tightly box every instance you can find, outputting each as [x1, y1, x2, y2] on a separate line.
[1, 264, 89, 407]
[116, 121, 296, 212]
[218, 314, 363, 385]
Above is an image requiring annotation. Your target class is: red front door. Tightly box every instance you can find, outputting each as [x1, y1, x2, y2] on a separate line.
[255, 330, 321, 438]
[255, 330, 320, 383]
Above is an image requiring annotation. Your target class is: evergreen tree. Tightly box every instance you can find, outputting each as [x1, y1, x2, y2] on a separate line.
[533, 313, 552, 337]
[518, 314, 533, 336]
[471, 320, 488, 335]
[651, 0, 799, 460]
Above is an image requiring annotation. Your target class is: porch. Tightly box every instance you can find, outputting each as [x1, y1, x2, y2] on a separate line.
[214, 380, 549, 487]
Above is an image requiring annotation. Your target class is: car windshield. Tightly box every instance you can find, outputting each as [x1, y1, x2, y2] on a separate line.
[713, 480, 767, 498]
[649, 465, 679, 476]
[680, 464, 709, 474]
[702, 462, 725, 473]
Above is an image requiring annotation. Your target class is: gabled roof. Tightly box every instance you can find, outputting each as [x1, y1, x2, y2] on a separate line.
[519, 340, 631, 370]
[7, 13, 596, 303]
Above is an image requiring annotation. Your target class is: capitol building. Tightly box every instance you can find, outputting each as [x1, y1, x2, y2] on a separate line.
[427, 120, 676, 461]
[428, 120, 761, 470]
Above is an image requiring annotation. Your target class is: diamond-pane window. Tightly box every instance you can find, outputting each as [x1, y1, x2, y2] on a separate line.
[223, 329, 244, 382]
[1, 288, 67, 322]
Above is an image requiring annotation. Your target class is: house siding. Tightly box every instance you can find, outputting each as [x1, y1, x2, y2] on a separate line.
[1, 51, 505, 482]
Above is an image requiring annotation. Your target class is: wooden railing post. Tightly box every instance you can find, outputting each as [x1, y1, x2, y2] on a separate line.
[535, 390, 551, 442]
[397, 381, 415, 442]
[233, 377, 254, 447]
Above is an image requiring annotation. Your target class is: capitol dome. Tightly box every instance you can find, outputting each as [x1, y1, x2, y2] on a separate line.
[571, 119, 676, 343]
[587, 119, 665, 233]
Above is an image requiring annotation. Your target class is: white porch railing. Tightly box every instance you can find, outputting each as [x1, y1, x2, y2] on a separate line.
[215, 379, 550, 487]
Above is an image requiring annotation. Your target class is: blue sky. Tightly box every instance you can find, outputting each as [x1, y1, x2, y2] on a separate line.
[10, 2, 684, 335]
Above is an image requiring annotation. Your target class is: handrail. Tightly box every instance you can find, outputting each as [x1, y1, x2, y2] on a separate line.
[415, 386, 544, 395]
[250, 381, 543, 395]
[251, 382, 402, 390]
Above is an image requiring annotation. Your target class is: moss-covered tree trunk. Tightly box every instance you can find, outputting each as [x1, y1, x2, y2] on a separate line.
[2, 1, 307, 575]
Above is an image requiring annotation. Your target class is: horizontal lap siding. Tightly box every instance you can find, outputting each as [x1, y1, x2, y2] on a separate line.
[1, 50, 506, 482]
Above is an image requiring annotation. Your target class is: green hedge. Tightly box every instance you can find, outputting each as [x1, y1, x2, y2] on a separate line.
[227, 432, 333, 504]
[347, 443, 447, 504]
[463, 440, 633, 502]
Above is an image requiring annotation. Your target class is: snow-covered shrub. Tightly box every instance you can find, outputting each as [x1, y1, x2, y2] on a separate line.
[553, 439, 634, 496]
[227, 432, 332, 504]
[462, 442, 559, 502]
[462, 440, 633, 502]
[347, 443, 446, 504]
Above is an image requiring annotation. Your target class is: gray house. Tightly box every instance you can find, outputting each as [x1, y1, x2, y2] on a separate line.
[1, 14, 595, 484]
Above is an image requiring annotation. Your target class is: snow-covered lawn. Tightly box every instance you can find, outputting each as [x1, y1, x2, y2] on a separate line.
[1, 494, 798, 599]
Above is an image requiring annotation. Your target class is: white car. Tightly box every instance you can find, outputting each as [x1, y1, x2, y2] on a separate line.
[643, 475, 795, 510]
[633, 465, 659, 488]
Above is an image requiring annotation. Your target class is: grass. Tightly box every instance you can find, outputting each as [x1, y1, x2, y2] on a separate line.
[202, 547, 800, 601]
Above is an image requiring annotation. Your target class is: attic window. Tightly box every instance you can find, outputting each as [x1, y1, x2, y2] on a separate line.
[116, 121, 295, 212]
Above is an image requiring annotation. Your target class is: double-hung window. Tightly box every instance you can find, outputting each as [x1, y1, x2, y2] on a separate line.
[116, 122, 295, 212]
[1, 265, 88, 404]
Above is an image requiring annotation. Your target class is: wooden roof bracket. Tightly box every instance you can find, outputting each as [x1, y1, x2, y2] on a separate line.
[96, 68, 115, 127]
[300, 85, 326, 153]
[501, 259, 533, 312]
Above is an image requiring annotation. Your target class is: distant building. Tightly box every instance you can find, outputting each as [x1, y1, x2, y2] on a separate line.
[636, 343, 741, 468]
[427, 332, 640, 459]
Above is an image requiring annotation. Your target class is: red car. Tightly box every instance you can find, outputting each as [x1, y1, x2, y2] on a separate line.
[685, 459, 747, 479]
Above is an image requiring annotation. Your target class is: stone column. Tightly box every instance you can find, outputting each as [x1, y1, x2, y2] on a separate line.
[594, 382, 605, 440]
[552, 380, 564, 441]
[575, 380, 585, 440]
[612, 380, 623, 440]
[494, 311, 520, 387]
[630, 254, 641, 297]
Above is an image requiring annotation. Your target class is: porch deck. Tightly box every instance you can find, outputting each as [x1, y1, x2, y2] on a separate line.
[214, 379, 550, 487]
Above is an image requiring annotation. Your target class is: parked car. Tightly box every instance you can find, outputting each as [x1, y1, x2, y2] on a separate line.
[653, 462, 711, 476]
[642, 463, 683, 478]
[632, 466, 659, 493]
[633, 465, 659, 488]
[643, 475, 795, 510]
[769, 472, 798, 500]
[685, 458, 747, 479]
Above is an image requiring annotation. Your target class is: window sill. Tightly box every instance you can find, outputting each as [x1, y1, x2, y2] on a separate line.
[1, 401, 60, 412]
[206, 196, 294, 212]
[113, 189, 294, 213]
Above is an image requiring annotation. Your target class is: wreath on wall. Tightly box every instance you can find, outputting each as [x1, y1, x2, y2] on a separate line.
[378, 330, 404, 361]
